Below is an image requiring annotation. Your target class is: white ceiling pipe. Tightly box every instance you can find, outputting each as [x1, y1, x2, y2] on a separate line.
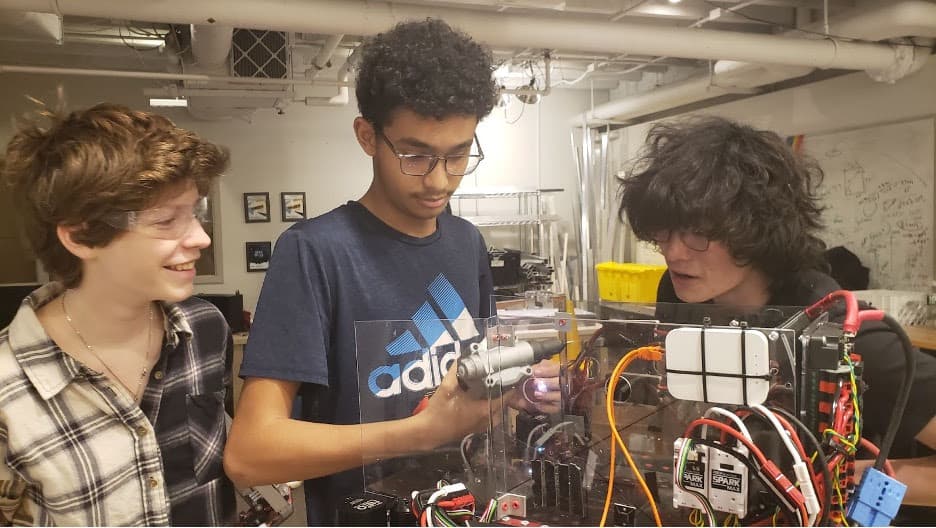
[144, 87, 288, 98]
[306, 34, 344, 80]
[64, 33, 165, 48]
[0, 64, 350, 86]
[328, 75, 349, 105]
[190, 24, 233, 70]
[323, 46, 357, 106]
[573, 0, 936, 126]
[580, 61, 815, 124]
[806, 0, 936, 41]
[0, 0, 910, 72]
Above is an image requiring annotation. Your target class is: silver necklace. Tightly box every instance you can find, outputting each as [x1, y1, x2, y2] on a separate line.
[61, 290, 155, 403]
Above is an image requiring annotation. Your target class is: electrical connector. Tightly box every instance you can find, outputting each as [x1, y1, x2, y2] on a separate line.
[673, 438, 709, 511]
[763, 461, 805, 506]
[846, 467, 907, 527]
[793, 462, 820, 526]
[428, 482, 468, 505]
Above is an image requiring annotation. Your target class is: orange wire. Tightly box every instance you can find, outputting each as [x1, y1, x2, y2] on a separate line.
[600, 346, 664, 527]
[599, 416, 618, 526]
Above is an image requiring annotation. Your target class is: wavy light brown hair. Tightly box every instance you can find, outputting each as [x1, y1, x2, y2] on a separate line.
[2, 103, 229, 288]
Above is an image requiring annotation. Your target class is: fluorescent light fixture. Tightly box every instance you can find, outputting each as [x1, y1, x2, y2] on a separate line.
[149, 97, 188, 108]
[668, 0, 682, 3]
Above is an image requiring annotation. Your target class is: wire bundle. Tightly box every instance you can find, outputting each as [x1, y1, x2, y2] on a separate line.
[410, 481, 475, 527]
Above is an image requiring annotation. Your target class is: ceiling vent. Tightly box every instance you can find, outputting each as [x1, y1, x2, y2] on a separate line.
[231, 29, 289, 78]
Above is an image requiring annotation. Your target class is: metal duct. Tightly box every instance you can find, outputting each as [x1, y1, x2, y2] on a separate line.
[190, 24, 232, 71]
[0, 0, 913, 72]
[575, 0, 936, 126]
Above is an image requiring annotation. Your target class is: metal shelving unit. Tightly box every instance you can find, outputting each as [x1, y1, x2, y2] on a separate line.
[451, 187, 564, 292]
[460, 214, 561, 227]
[451, 187, 562, 251]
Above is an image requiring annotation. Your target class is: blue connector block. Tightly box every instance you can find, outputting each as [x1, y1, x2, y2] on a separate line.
[845, 467, 907, 526]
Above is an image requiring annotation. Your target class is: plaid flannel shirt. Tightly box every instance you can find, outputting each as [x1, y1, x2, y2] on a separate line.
[0, 283, 235, 526]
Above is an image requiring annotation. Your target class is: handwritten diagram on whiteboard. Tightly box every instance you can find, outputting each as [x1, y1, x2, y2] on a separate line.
[801, 118, 935, 290]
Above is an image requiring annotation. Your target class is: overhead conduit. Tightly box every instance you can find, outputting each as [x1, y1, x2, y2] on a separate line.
[575, 0, 936, 125]
[305, 34, 344, 80]
[0, 0, 920, 72]
[0, 0, 931, 118]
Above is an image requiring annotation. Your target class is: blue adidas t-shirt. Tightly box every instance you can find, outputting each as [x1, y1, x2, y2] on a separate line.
[240, 201, 494, 525]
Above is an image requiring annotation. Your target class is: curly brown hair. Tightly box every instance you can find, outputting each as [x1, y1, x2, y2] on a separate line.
[2, 103, 229, 287]
[618, 115, 827, 295]
[355, 18, 497, 129]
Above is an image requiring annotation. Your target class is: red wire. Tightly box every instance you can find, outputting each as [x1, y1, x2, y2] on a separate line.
[856, 309, 886, 324]
[769, 412, 810, 464]
[686, 418, 809, 524]
[768, 410, 826, 521]
[685, 418, 770, 466]
[804, 290, 860, 334]
[859, 437, 896, 477]
[827, 453, 843, 472]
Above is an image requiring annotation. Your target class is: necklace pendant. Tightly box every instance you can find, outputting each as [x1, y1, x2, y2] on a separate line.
[141, 367, 148, 380]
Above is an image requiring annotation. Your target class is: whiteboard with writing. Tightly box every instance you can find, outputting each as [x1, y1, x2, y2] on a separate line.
[802, 118, 935, 290]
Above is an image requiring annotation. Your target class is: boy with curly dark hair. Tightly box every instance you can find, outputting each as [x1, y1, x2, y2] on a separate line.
[226, 19, 555, 525]
[618, 115, 936, 519]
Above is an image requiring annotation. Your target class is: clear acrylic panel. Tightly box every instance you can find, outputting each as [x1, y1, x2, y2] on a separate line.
[354, 317, 503, 506]
[355, 300, 809, 526]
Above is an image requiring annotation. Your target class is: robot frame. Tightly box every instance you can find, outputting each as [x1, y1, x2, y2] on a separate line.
[349, 290, 913, 527]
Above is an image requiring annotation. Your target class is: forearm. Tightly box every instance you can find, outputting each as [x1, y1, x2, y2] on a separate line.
[225, 367, 499, 488]
[889, 455, 936, 506]
[224, 412, 435, 487]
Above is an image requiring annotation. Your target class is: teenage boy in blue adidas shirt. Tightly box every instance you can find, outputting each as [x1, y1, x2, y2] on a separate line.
[225, 19, 560, 525]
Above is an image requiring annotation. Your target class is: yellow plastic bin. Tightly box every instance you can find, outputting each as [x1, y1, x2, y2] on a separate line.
[595, 262, 667, 302]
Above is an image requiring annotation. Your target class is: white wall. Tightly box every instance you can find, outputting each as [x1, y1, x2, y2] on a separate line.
[617, 55, 936, 266]
[0, 73, 594, 311]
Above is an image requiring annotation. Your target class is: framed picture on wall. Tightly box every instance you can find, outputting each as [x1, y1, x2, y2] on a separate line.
[243, 192, 270, 223]
[245, 241, 272, 272]
[281, 192, 307, 222]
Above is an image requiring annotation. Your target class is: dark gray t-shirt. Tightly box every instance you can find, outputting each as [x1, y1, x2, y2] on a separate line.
[240, 201, 494, 524]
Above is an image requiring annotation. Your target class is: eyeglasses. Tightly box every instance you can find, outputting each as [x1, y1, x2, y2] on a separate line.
[380, 132, 484, 177]
[104, 196, 210, 240]
[649, 229, 710, 252]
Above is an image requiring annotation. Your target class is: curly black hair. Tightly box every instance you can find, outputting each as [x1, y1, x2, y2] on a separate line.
[355, 18, 497, 129]
[618, 116, 827, 294]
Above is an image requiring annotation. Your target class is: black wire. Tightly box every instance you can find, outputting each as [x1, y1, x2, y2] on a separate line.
[874, 314, 916, 470]
[769, 406, 833, 527]
[736, 406, 802, 461]
[504, 98, 526, 125]
[166, 24, 192, 56]
[118, 25, 160, 52]
[570, 327, 602, 371]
